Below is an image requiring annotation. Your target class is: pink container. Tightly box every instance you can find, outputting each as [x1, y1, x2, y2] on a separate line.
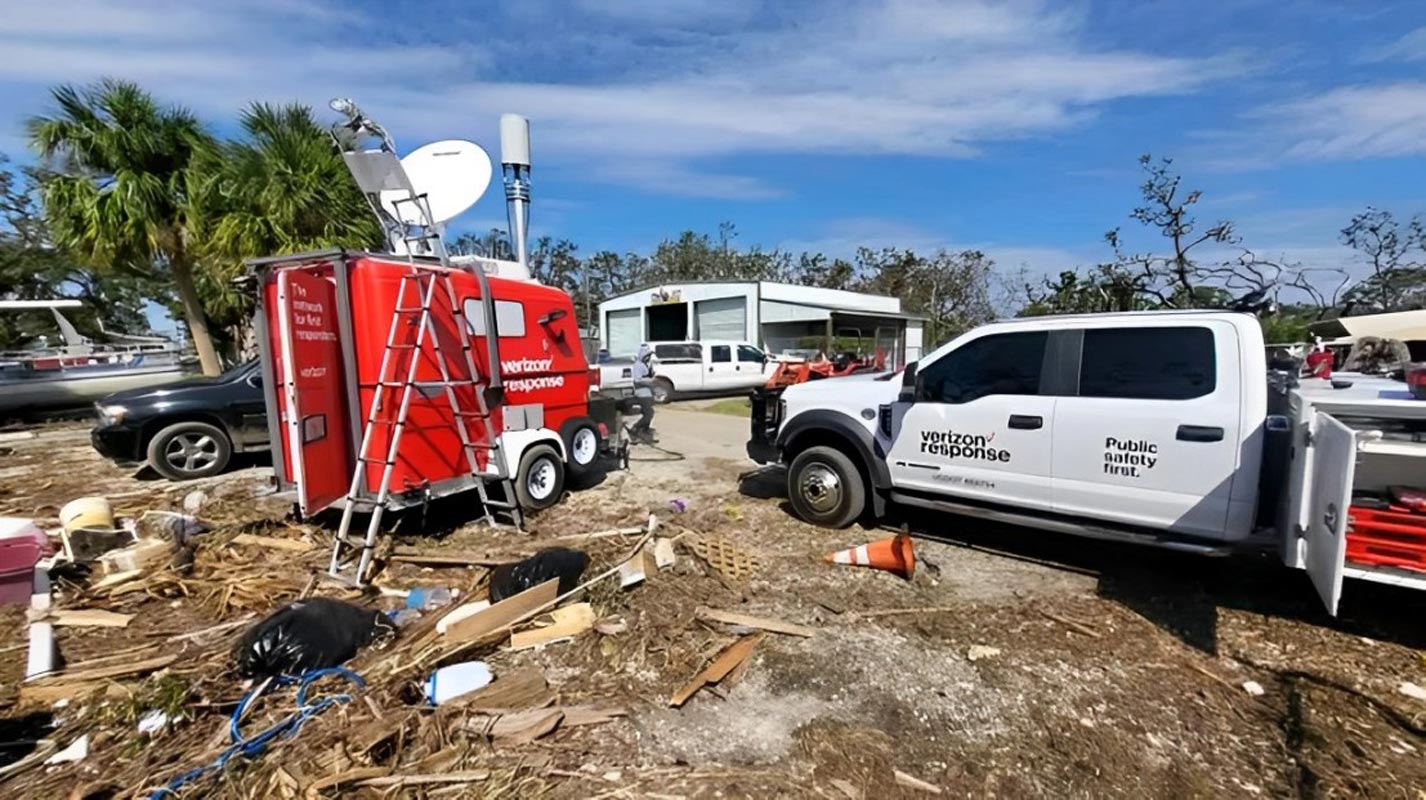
[0, 518, 51, 605]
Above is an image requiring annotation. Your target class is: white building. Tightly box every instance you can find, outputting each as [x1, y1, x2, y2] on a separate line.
[598, 281, 925, 367]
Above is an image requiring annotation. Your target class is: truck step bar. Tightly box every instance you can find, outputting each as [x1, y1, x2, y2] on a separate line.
[887, 490, 1235, 557]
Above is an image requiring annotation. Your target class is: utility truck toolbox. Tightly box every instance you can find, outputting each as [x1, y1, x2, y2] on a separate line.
[750, 310, 1426, 616]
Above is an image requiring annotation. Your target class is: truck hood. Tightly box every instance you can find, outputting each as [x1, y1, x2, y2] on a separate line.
[781, 371, 902, 411]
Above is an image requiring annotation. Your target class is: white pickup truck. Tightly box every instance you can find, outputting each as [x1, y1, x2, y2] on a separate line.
[748, 310, 1426, 615]
[599, 341, 774, 403]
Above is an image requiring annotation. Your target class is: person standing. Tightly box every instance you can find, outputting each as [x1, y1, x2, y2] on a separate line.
[629, 343, 657, 443]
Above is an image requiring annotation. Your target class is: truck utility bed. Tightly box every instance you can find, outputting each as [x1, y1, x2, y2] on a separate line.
[1281, 373, 1426, 614]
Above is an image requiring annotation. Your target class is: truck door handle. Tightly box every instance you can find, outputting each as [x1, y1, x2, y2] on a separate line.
[1177, 425, 1224, 442]
[1008, 415, 1042, 430]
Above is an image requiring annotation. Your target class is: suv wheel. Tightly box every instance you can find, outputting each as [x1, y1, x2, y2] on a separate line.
[147, 421, 232, 481]
[787, 446, 866, 528]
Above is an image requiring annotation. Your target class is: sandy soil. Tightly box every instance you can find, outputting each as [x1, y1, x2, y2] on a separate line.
[2, 406, 1426, 798]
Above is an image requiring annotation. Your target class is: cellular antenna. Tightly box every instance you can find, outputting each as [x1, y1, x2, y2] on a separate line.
[500, 114, 532, 274]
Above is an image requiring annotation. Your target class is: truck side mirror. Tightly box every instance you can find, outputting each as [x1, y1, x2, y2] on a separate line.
[538, 308, 567, 326]
[899, 362, 918, 402]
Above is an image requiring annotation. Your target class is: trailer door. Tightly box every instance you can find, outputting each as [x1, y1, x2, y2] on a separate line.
[276, 268, 351, 517]
[1304, 411, 1355, 616]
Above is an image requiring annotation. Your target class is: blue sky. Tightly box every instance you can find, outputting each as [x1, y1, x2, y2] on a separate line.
[2, 0, 1424, 311]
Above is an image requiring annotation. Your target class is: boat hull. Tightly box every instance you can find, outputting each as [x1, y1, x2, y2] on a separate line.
[0, 365, 191, 414]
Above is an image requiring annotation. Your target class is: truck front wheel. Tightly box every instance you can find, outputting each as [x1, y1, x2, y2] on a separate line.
[787, 446, 865, 528]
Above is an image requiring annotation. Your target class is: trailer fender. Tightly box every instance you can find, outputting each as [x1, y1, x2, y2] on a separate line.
[498, 428, 566, 472]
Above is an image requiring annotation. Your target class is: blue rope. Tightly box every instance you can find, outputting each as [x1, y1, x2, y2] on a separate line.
[149, 667, 365, 799]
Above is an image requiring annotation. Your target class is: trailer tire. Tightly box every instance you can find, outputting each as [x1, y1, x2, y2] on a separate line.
[515, 444, 565, 511]
[564, 421, 601, 476]
[650, 378, 674, 405]
[787, 446, 865, 529]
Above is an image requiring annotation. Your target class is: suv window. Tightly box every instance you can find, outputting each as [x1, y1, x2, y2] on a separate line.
[918, 332, 1047, 404]
[1079, 327, 1215, 400]
[711, 345, 732, 363]
[737, 345, 764, 363]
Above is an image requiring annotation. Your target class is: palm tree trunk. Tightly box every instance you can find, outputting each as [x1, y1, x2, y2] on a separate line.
[170, 258, 222, 376]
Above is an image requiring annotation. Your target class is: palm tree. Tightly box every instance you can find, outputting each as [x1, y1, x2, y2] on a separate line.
[28, 80, 224, 375]
[197, 102, 379, 269]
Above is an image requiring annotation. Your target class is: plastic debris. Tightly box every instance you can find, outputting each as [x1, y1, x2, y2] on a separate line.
[138, 709, 172, 736]
[1399, 681, 1426, 702]
[669, 498, 687, 513]
[489, 549, 589, 603]
[967, 645, 1002, 662]
[44, 734, 88, 765]
[406, 587, 456, 611]
[234, 598, 395, 678]
[424, 661, 494, 705]
[1242, 681, 1265, 697]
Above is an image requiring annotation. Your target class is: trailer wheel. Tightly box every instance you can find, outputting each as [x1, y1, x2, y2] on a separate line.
[565, 422, 601, 475]
[515, 444, 565, 511]
[787, 446, 865, 528]
[650, 377, 674, 405]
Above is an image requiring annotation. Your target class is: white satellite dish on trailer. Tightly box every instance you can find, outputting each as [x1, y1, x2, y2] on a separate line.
[379, 139, 492, 226]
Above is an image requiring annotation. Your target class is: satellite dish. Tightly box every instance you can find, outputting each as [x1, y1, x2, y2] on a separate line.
[379, 139, 492, 225]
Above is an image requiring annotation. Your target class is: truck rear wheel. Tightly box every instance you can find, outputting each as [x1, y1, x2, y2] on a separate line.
[650, 377, 674, 404]
[515, 444, 565, 511]
[565, 422, 601, 476]
[788, 446, 865, 528]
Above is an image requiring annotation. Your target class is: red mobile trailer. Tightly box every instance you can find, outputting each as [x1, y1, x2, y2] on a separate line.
[252, 249, 618, 522]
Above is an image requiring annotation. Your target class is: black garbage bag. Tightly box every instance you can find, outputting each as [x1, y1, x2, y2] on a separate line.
[489, 548, 589, 602]
[234, 598, 395, 678]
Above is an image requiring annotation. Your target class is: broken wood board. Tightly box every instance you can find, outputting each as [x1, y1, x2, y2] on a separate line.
[231, 533, 313, 553]
[49, 609, 133, 628]
[696, 607, 815, 637]
[436, 600, 490, 635]
[652, 537, 676, 570]
[356, 771, 491, 789]
[390, 547, 512, 567]
[617, 554, 646, 589]
[96, 539, 169, 575]
[29, 653, 177, 686]
[685, 535, 762, 581]
[463, 704, 626, 741]
[457, 666, 555, 711]
[509, 603, 595, 651]
[443, 578, 559, 642]
[895, 769, 943, 795]
[670, 633, 765, 707]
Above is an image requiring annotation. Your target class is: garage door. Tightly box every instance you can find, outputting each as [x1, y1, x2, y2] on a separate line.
[695, 297, 746, 341]
[606, 308, 642, 356]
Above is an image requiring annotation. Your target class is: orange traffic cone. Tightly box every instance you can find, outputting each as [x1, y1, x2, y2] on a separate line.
[824, 533, 915, 579]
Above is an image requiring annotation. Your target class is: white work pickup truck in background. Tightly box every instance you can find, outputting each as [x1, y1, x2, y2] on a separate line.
[748, 310, 1426, 616]
[599, 341, 775, 403]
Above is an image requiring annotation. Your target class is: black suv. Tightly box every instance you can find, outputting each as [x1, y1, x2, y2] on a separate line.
[91, 360, 269, 480]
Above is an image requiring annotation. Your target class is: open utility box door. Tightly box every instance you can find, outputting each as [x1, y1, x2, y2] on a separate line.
[257, 256, 354, 518]
[1303, 411, 1355, 616]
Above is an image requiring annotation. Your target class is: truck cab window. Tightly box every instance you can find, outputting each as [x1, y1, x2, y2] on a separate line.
[917, 331, 1047, 404]
[711, 345, 732, 363]
[1079, 327, 1215, 400]
[737, 345, 764, 363]
[655, 343, 701, 362]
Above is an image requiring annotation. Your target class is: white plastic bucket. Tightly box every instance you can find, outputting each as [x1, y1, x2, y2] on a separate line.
[59, 497, 113, 535]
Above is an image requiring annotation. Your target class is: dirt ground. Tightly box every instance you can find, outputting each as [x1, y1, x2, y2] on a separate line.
[2, 406, 1426, 798]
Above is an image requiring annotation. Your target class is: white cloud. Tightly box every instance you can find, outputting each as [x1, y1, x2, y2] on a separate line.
[1365, 24, 1426, 62]
[1200, 82, 1426, 168]
[0, 0, 1236, 198]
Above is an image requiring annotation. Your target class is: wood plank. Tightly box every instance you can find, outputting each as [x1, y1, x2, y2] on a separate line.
[458, 666, 554, 711]
[696, 607, 815, 638]
[28, 653, 177, 686]
[49, 609, 133, 628]
[90, 569, 142, 590]
[443, 578, 559, 643]
[356, 771, 490, 788]
[509, 603, 595, 651]
[231, 533, 313, 553]
[669, 633, 764, 707]
[894, 769, 943, 795]
[389, 551, 511, 568]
